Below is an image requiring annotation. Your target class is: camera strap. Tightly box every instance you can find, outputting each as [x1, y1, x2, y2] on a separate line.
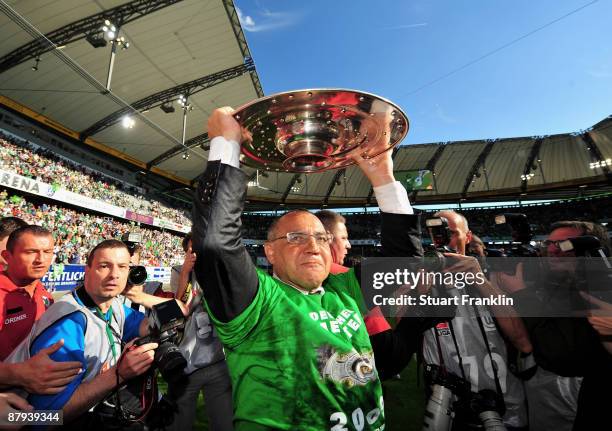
[433, 323, 447, 371]
[471, 304, 505, 408]
[447, 319, 467, 381]
[94, 306, 118, 361]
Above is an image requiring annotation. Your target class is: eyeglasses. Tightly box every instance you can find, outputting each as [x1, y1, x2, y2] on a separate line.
[543, 239, 563, 249]
[543, 239, 575, 250]
[268, 231, 333, 246]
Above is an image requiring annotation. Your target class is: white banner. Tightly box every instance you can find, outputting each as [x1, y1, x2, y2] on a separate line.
[0, 168, 50, 196]
[48, 188, 125, 217]
[0, 168, 189, 234]
[152, 217, 191, 233]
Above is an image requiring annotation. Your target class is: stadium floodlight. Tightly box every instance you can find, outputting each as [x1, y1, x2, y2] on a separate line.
[31, 56, 40, 71]
[115, 36, 130, 50]
[589, 159, 612, 169]
[102, 20, 117, 40]
[520, 173, 535, 181]
[99, 20, 130, 91]
[181, 152, 190, 160]
[178, 94, 192, 111]
[160, 102, 175, 113]
[122, 116, 135, 129]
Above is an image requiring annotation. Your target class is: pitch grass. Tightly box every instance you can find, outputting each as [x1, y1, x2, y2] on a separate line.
[157, 361, 425, 430]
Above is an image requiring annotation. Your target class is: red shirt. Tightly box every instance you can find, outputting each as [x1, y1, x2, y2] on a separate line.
[329, 263, 391, 336]
[0, 272, 53, 360]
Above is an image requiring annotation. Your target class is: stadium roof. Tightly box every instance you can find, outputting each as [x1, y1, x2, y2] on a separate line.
[242, 115, 612, 210]
[0, 0, 262, 187]
[1, 1, 611, 210]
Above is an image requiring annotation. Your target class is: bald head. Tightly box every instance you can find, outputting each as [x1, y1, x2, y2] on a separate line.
[435, 210, 469, 233]
[434, 210, 472, 255]
[267, 210, 317, 241]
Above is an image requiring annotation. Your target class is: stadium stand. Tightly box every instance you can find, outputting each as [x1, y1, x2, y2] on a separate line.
[0, 188, 184, 267]
[1, 132, 190, 225]
[241, 195, 612, 243]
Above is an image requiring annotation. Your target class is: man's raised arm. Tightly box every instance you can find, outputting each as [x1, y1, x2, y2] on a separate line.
[191, 107, 258, 323]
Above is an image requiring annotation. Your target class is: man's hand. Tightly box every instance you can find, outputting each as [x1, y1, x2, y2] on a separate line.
[581, 292, 612, 336]
[492, 263, 527, 294]
[352, 148, 395, 188]
[0, 392, 33, 427]
[182, 246, 197, 274]
[117, 341, 158, 383]
[13, 339, 82, 395]
[208, 107, 247, 143]
[443, 253, 483, 277]
[123, 283, 145, 304]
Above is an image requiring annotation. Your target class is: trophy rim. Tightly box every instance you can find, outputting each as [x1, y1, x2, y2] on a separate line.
[233, 88, 409, 173]
[234, 88, 407, 118]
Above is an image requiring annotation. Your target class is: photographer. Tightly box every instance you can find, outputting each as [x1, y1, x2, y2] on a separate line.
[495, 220, 612, 430]
[421, 210, 530, 430]
[6, 240, 157, 425]
[126, 233, 233, 431]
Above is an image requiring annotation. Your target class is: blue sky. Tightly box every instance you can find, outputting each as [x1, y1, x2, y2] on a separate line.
[235, 0, 612, 146]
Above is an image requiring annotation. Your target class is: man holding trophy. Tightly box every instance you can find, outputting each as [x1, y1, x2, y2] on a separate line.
[192, 90, 423, 430]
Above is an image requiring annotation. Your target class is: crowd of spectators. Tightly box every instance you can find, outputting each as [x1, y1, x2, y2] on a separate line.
[0, 132, 190, 225]
[0, 189, 184, 267]
[241, 196, 612, 241]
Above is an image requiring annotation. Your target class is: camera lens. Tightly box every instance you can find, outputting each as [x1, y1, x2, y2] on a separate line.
[155, 342, 187, 383]
[128, 265, 148, 285]
[424, 247, 446, 273]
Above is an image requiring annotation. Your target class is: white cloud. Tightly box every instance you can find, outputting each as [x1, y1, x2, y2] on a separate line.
[587, 66, 612, 78]
[236, 5, 299, 32]
[435, 104, 457, 124]
[236, 7, 256, 31]
[383, 22, 428, 31]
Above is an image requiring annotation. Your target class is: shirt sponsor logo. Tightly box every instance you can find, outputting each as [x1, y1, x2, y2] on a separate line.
[5, 313, 28, 325]
[435, 322, 451, 336]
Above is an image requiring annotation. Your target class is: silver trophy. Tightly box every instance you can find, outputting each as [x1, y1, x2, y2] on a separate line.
[233, 89, 409, 173]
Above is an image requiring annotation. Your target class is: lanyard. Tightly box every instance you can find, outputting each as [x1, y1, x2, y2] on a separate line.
[95, 306, 118, 361]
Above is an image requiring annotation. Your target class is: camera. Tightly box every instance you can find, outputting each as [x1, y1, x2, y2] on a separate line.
[423, 364, 507, 431]
[493, 214, 538, 258]
[424, 217, 457, 272]
[134, 300, 187, 383]
[489, 213, 542, 280]
[121, 232, 148, 285]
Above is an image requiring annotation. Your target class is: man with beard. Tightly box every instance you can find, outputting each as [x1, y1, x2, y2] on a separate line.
[495, 220, 612, 430]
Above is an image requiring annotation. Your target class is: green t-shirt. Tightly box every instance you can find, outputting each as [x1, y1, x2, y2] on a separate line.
[208, 268, 385, 431]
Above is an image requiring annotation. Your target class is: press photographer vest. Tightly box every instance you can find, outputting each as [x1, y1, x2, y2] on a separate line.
[422, 285, 527, 428]
[8, 291, 126, 383]
[172, 265, 225, 374]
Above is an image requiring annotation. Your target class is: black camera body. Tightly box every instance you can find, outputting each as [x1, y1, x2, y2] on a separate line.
[121, 232, 148, 285]
[488, 213, 542, 282]
[134, 301, 186, 383]
[494, 213, 539, 258]
[424, 217, 457, 272]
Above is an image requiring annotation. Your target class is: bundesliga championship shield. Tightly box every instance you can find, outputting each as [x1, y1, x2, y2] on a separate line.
[233, 89, 409, 173]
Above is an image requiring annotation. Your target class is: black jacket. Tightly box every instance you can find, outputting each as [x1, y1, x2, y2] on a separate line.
[511, 287, 612, 431]
[192, 161, 430, 379]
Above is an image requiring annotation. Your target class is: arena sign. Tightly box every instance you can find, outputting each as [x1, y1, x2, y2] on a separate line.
[1, 168, 189, 234]
[0, 168, 47, 195]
